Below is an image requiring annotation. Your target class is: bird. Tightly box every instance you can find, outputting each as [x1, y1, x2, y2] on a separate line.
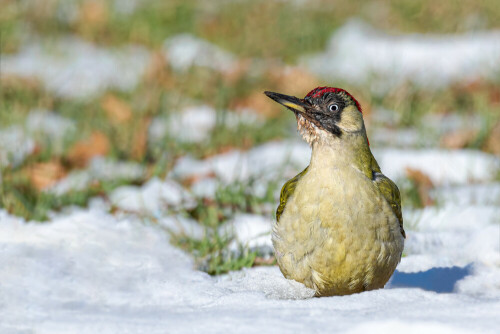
[264, 87, 405, 296]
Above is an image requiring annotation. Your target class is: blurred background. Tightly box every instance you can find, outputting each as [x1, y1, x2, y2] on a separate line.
[1, 0, 499, 275]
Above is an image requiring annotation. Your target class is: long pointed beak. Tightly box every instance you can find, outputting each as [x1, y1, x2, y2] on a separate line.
[264, 91, 309, 114]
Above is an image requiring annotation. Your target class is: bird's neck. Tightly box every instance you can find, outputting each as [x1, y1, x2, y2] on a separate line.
[310, 132, 376, 177]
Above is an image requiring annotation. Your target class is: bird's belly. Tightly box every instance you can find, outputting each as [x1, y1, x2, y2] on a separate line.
[272, 167, 404, 296]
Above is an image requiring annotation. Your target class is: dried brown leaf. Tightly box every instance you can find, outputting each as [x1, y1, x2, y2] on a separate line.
[483, 121, 500, 156]
[27, 160, 66, 191]
[405, 167, 434, 206]
[131, 118, 151, 160]
[102, 94, 133, 124]
[79, 0, 108, 25]
[440, 129, 478, 149]
[67, 131, 110, 167]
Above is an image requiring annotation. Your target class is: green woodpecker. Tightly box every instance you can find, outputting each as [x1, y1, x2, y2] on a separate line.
[265, 87, 405, 296]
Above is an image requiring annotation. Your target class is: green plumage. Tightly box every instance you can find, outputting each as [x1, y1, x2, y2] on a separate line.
[276, 167, 309, 222]
[276, 153, 405, 238]
[373, 172, 405, 238]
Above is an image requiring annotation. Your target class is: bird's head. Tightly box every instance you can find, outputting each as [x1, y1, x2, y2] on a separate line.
[265, 87, 367, 146]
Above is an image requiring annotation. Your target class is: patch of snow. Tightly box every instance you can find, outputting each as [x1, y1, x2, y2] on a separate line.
[149, 106, 263, 144]
[1, 209, 499, 333]
[343, 320, 478, 334]
[221, 214, 273, 253]
[164, 33, 236, 73]
[303, 20, 500, 91]
[110, 177, 195, 214]
[191, 177, 218, 198]
[0, 126, 35, 168]
[171, 141, 311, 184]
[374, 149, 500, 185]
[0, 110, 77, 167]
[157, 215, 204, 239]
[369, 128, 425, 148]
[49, 157, 146, 195]
[398, 203, 499, 298]
[172, 141, 499, 186]
[164, 105, 217, 143]
[431, 183, 500, 206]
[1, 37, 150, 99]
[456, 263, 500, 297]
[26, 109, 75, 139]
[421, 113, 486, 135]
[216, 266, 316, 300]
[113, 0, 140, 15]
[25, 109, 76, 154]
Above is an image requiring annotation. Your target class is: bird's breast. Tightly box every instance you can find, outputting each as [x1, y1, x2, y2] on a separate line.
[272, 163, 403, 295]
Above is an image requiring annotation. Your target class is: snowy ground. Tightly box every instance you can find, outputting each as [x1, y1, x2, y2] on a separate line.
[1, 142, 499, 333]
[1, 205, 499, 333]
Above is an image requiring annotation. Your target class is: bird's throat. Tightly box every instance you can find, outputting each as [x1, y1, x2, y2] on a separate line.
[297, 114, 332, 145]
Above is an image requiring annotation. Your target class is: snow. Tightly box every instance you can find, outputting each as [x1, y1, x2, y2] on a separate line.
[164, 33, 236, 73]
[49, 157, 146, 195]
[1, 206, 499, 333]
[0, 110, 76, 167]
[25, 110, 76, 154]
[431, 183, 500, 206]
[303, 20, 500, 91]
[369, 127, 424, 148]
[109, 177, 196, 214]
[221, 214, 274, 253]
[171, 141, 310, 184]
[402, 207, 499, 270]
[191, 177, 219, 198]
[149, 105, 263, 144]
[374, 149, 500, 185]
[171, 141, 499, 187]
[1, 37, 150, 99]
[26, 110, 76, 139]
[156, 215, 205, 239]
[0, 126, 35, 168]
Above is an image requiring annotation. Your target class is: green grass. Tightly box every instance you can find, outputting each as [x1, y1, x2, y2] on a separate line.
[0, 164, 145, 221]
[166, 177, 280, 275]
[4, 0, 500, 58]
[171, 230, 257, 275]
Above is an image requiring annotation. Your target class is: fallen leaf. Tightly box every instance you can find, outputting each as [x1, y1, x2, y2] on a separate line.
[1, 75, 41, 92]
[67, 131, 110, 167]
[102, 94, 132, 124]
[131, 117, 151, 160]
[253, 256, 276, 266]
[145, 51, 172, 87]
[182, 171, 217, 187]
[405, 167, 434, 206]
[27, 160, 66, 191]
[483, 121, 500, 156]
[440, 129, 478, 149]
[79, 0, 108, 25]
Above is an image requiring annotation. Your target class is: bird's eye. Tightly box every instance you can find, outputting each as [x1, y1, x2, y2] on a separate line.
[329, 104, 339, 112]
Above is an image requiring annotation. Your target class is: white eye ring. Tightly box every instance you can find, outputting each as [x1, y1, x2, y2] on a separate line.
[329, 104, 339, 112]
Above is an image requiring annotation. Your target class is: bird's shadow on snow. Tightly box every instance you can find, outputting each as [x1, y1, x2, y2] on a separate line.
[387, 265, 473, 293]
